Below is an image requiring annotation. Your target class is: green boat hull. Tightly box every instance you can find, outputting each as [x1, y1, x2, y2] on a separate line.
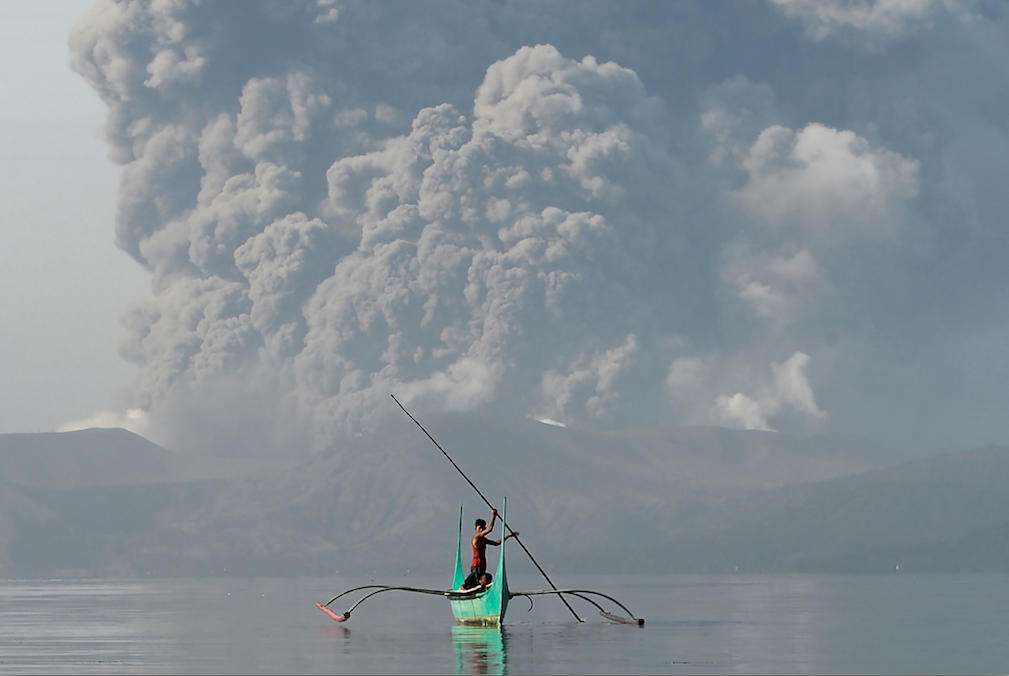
[450, 500, 510, 625]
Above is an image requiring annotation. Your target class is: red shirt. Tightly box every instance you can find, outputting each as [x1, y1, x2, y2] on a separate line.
[470, 534, 487, 570]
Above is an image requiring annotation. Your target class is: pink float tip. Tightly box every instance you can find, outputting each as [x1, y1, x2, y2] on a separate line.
[315, 601, 348, 622]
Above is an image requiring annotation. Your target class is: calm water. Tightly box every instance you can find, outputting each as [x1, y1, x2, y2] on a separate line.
[2, 574, 1008, 674]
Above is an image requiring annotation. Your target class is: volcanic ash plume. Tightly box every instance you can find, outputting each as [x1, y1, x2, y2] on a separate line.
[70, 2, 689, 450]
[70, 1, 931, 452]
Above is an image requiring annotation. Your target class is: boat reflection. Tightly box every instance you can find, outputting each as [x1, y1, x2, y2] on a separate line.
[451, 625, 508, 675]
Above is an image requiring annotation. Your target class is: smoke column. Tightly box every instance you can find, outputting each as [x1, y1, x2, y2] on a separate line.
[70, 1, 1009, 453]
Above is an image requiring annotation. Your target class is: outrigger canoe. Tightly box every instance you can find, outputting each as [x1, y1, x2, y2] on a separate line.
[315, 499, 643, 626]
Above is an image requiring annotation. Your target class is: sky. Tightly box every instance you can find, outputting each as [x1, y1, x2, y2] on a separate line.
[3, 1, 1008, 457]
[0, 1, 146, 434]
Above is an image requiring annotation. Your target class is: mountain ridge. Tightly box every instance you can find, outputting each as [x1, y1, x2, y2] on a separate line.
[1, 423, 1001, 576]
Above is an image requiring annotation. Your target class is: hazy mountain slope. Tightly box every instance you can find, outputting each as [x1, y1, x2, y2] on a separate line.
[0, 420, 913, 577]
[185, 413, 885, 576]
[0, 428, 175, 487]
[655, 445, 1009, 573]
[1, 480, 223, 577]
[0, 429, 254, 576]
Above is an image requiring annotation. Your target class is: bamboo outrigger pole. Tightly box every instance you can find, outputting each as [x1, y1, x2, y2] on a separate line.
[390, 394, 584, 623]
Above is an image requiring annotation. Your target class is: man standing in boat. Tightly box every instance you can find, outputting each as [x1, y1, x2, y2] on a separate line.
[462, 509, 517, 589]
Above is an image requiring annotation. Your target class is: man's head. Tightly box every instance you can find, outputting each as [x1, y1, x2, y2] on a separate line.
[474, 518, 486, 530]
[479, 572, 493, 587]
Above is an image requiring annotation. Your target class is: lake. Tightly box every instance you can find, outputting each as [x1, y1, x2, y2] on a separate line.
[2, 574, 1007, 673]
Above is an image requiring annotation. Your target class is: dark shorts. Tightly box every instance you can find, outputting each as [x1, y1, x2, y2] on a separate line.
[462, 566, 484, 589]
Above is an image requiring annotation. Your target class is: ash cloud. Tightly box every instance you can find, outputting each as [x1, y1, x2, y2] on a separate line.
[70, 1, 1009, 452]
[770, 0, 956, 42]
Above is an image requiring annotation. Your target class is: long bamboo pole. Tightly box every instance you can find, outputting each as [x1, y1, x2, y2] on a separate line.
[390, 394, 583, 623]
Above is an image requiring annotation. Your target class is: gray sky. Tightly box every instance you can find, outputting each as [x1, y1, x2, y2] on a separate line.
[0, 1, 145, 433]
[5, 1, 1009, 457]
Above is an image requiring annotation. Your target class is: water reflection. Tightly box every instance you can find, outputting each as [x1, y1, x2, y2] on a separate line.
[451, 625, 507, 675]
[6, 576, 1008, 674]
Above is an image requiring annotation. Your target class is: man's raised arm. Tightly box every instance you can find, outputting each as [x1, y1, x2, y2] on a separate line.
[484, 509, 498, 534]
[485, 531, 518, 547]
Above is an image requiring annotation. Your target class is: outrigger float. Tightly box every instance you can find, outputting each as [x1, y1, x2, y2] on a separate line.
[315, 395, 644, 627]
[316, 501, 643, 626]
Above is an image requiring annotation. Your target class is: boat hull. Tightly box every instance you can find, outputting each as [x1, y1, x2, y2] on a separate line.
[449, 587, 507, 625]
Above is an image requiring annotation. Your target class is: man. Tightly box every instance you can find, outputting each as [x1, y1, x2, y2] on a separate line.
[461, 509, 518, 589]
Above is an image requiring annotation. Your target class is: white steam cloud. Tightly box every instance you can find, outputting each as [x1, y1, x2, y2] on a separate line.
[735, 123, 918, 230]
[58, 408, 149, 436]
[771, 0, 951, 41]
[668, 351, 825, 432]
